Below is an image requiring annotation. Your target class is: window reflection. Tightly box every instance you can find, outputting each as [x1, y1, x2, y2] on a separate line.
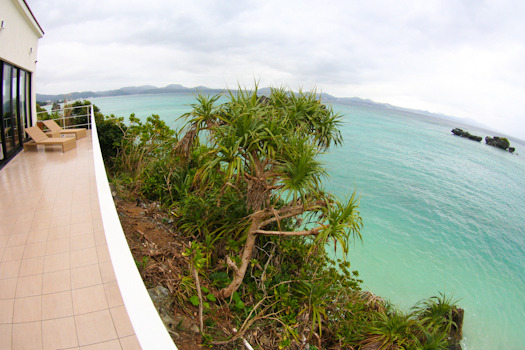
[1, 61, 32, 164]
[2, 63, 14, 155]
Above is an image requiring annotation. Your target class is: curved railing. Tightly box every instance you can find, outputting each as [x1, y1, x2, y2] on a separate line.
[90, 105, 178, 350]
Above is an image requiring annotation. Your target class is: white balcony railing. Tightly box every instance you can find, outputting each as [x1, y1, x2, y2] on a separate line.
[37, 103, 92, 129]
[88, 105, 179, 350]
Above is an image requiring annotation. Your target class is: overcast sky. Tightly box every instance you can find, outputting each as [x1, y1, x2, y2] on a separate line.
[27, 0, 525, 139]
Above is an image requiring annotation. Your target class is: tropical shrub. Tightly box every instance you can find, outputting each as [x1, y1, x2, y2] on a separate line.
[176, 86, 362, 300]
[68, 100, 96, 127]
[105, 86, 462, 349]
[95, 113, 127, 166]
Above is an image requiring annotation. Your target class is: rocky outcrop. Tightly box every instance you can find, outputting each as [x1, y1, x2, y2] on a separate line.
[447, 307, 464, 350]
[451, 128, 482, 142]
[452, 129, 517, 154]
[485, 136, 510, 150]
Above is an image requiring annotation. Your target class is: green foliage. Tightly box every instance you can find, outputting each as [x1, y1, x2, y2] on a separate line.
[36, 103, 51, 120]
[105, 86, 462, 349]
[294, 280, 331, 337]
[182, 86, 345, 210]
[499, 137, 510, 149]
[111, 114, 180, 200]
[231, 291, 245, 310]
[68, 100, 95, 127]
[175, 191, 249, 256]
[189, 295, 200, 306]
[413, 293, 459, 333]
[182, 241, 208, 271]
[177, 86, 365, 308]
[135, 256, 149, 269]
[367, 311, 417, 349]
[356, 294, 460, 350]
[209, 272, 231, 289]
[95, 114, 127, 166]
[313, 192, 363, 257]
[36, 102, 62, 122]
[413, 329, 449, 350]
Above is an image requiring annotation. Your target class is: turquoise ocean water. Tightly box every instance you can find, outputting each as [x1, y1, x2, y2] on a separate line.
[92, 93, 525, 349]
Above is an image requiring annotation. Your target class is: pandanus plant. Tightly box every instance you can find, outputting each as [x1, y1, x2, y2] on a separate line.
[177, 85, 362, 298]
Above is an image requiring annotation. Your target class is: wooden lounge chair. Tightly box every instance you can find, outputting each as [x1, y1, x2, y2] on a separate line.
[43, 120, 87, 139]
[24, 126, 76, 152]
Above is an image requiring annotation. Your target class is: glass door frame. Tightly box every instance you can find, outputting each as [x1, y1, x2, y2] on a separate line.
[0, 61, 9, 162]
[1, 60, 32, 169]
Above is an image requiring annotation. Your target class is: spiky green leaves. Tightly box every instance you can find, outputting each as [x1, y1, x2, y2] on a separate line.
[184, 93, 222, 131]
[412, 293, 460, 333]
[184, 86, 344, 209]
[314, 192, 363, 256]
[283, 88, 343, 150]
[277, 136, 326, 202]
[177, 85, 363, 298]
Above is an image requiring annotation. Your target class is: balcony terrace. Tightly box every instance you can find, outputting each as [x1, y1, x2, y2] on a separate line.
[0, 109, 177, 349]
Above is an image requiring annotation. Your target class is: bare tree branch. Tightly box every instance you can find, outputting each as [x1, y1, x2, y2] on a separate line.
[255, 226, 323, 236]
[259, 203, 323, 227]
[191, 264, 204, 333]
[226, 256, 239, 272]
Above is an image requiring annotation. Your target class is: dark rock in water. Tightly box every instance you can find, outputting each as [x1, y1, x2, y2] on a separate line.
[452, 129, 517, 154]
[447, 307, 464, 350]
[451, 128, 465, 136]
[451, 128, 482, 142]
[469, 135, 482, 142]
[485, 136, 510, 150]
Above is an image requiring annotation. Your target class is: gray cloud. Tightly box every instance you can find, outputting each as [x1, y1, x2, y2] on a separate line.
[27, 0, 525, 139]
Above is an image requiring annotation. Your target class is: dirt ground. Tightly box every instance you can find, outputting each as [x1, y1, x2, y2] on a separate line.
[115, 197, 203, 350]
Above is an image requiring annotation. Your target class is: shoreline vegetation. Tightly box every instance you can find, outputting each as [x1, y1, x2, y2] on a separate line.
[86, 86, 463, 349]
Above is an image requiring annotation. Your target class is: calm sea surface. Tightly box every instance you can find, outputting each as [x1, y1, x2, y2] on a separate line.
[92, 93, 525, 349]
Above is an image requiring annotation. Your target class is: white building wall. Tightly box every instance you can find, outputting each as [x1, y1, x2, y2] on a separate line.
[0, 0, 44, 124]
[0, 0, 43, 71]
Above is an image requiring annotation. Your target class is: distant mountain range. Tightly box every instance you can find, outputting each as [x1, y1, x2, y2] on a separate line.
[36, 84, 485, 130]
[36, 84, 225, 102]
[324, 95, 488, 129]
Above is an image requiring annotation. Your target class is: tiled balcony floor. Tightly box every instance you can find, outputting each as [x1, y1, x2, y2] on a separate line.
[0, 133, 141, 349]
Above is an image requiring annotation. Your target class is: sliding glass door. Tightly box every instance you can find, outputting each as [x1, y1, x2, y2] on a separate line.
[1, 61, 32, 167]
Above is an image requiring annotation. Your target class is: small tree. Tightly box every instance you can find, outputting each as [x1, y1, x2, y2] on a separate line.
[67, 100, 98, 127]
[51, 101, 61, 111]
[177, 86, 362, 298]
[95, 113, 127, 166]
